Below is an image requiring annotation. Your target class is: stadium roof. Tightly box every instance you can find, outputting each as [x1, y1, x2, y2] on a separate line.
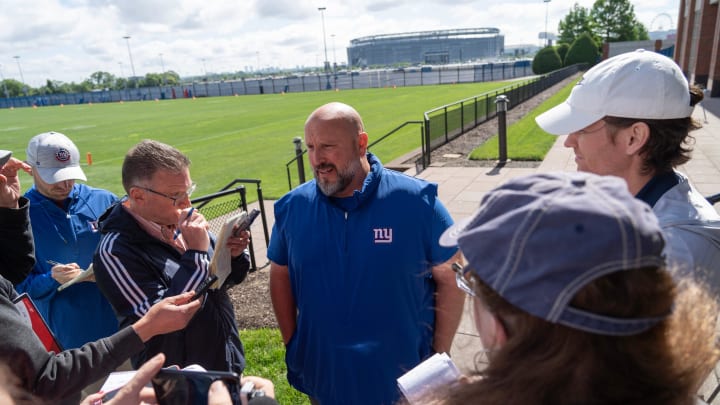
[350, 28, 502, 46]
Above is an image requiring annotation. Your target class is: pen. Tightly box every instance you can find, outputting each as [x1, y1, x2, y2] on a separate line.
[173, 207, 195, 240]
[46, 260, 62, 266]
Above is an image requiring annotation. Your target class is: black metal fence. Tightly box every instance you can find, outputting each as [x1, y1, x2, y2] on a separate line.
[0, 60, 534, 109]
[420, 64, 584, 169]
[191, 179, 270, 273]
[285, 64, 585, 187]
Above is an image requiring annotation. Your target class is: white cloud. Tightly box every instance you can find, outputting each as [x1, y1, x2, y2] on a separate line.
[0, 0, 680, 86]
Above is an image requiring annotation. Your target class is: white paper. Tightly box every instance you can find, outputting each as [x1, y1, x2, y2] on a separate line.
[397, 352, 461, 404]
[57, 264, 94, 291]
[209, 211, 246, 289]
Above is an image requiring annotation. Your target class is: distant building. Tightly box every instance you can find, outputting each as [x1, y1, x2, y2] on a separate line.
[675, 0, 719, 97]
[347, 28, 504, 67]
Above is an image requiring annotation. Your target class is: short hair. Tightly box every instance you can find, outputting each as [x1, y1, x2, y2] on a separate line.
[428, 266, 719, 405]
[605, 85, 704, 175]
[121, 140, 191, 193]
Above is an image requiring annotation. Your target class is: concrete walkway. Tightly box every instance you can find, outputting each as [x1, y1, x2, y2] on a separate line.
[419, 97, 720, 401]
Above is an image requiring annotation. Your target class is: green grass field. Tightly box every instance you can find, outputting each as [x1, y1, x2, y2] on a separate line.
[2, 82, 520, 200]
[469, 78, 579, 160]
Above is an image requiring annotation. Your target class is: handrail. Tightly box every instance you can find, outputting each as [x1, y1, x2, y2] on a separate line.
[191, 179, 270, 272]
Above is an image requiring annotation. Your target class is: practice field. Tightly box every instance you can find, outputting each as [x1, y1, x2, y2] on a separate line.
[1, 81, 518, 200]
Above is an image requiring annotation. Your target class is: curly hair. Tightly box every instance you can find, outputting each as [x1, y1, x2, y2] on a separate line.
[604, 85, 705, 175]
[424, 266, 719, 405]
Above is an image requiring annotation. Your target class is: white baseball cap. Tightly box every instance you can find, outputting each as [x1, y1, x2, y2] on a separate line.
[0, 150, 11, 167]
[536, 49, 695, 135]
[26, 132, 87, 184]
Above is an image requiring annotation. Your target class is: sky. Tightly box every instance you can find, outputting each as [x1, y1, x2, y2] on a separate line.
[0, 0, 680, 87]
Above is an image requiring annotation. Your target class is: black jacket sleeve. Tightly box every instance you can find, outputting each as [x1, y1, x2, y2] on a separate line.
[0, 197, 35, 285]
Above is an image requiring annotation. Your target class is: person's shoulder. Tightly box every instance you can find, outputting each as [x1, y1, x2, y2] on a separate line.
[380, 168, 438, 194]
[77, 183, 118, 199]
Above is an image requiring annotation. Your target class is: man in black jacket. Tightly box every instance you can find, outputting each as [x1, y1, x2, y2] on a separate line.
[0, 150, 201, 404]
[93, 140, 250, 374]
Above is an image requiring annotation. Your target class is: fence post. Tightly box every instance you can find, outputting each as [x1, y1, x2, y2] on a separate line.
[293, 137, 306, 185]
[495, 95, 510, 164]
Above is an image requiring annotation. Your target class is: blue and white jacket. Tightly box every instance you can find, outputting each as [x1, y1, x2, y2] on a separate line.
[16, 183, 119, 349]
[93, 201, 248, 374]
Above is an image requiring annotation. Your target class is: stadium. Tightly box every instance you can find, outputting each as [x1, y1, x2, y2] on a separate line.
[347, 27, 504, 67]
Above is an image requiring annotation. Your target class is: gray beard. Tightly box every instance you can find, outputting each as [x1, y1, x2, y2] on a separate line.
[316, 164, 357, 197]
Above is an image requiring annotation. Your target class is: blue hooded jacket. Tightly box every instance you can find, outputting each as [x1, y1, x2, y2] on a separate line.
[16, 183, 119, 349]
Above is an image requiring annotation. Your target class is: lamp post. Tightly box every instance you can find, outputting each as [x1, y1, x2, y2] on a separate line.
[318, 7, 331, 90]
[123, 35, 137, 88]
[13, 56, 25, 85]
[543, 0, 551, 47]
[13, 56, 26, 96]
[159, 53, 166, 86]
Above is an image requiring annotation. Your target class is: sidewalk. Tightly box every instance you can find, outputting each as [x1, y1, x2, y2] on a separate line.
[419, 97, 720, 400]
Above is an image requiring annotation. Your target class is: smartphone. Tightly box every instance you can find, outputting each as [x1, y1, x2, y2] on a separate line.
[232, 209, 261, 237]
[190, 274, 218, 301]
[152, 368, 241, 405]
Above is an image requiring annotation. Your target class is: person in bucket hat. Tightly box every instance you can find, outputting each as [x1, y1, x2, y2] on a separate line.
[427, 171, 718, 405]
[536, 49, 720, 297]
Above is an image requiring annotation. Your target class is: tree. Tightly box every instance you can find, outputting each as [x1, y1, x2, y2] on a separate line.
[0, 79, 26, 97]
[89, 71, 115, 89]
[556, 43, 571, 66]
[590, 0, 649, 43]
[532, 47, 563, 74]
[565, 32, 600, 66]
[558, 3, 595, 45]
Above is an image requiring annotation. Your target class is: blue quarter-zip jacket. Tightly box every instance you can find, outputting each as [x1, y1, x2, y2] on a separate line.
[16, 183, 119, 349]
[267, 153, 456, 405]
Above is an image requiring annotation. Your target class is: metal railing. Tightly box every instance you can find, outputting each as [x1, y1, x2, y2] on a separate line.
[191, 179, 270, 272]
[420, 64, 584, 169]
[284, 121, 425, 190]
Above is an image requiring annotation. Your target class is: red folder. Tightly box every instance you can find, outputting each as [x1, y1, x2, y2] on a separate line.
[13, 293, 63, 353]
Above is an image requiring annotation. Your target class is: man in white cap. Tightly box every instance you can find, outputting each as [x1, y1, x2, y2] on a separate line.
[15, 132, 120, 352]
[535, 49, 720, 296]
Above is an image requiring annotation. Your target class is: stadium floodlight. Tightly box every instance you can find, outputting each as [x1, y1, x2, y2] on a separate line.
[13, 56, 25, 85]
[318, 7, 332, 90]
[544, 0, 551, 47]
[123, 35, 137, 87]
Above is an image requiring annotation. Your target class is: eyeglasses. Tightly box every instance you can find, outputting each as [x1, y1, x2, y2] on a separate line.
[452, 262, 476, 297]
[136, 183, 196, 206]
[576, 121, 607, 135]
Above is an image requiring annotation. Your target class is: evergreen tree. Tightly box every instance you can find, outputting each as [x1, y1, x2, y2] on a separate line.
[558, 3, 595, 45]
[590, 0, 649, 42]
[565, 32, 601, 67]
[532, 47, 563, 74]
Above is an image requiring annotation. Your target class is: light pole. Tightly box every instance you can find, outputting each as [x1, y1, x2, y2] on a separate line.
[13, 56, 25, 85]
[201, 58, 207, 77]
[318, 7, 331, 89]
[123, 35, 137, 86]
[256, 51, 260, 73]
[543, 0, 551, 47]
[159, 53, 166, 86]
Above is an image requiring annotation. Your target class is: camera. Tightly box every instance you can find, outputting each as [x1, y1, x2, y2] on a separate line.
[240, 381, 265, 405]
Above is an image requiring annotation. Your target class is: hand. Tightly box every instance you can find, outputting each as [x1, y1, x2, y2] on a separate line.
[80, 353, 165, 405]
[0, 157, 32, 209]
[177, 208, 210, 252]
[227, 229, 250, 258]
[132, 292, 201, 342]
[50, 263, 83, 284]
[241, 376, 276, 399]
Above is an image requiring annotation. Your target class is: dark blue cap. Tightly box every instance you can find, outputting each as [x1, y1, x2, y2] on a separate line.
[440, 172, 668, 336]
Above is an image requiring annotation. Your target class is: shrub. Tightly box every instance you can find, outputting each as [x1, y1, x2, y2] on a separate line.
[565, 32, 600, 67]
[532, 47, 563, 74]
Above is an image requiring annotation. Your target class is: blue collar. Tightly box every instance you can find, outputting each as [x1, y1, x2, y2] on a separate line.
[635, 171, 679, 207]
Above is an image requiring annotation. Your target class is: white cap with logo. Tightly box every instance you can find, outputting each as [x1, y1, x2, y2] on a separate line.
[536, 49, 695, 135]
[26, 132, 87, 184]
